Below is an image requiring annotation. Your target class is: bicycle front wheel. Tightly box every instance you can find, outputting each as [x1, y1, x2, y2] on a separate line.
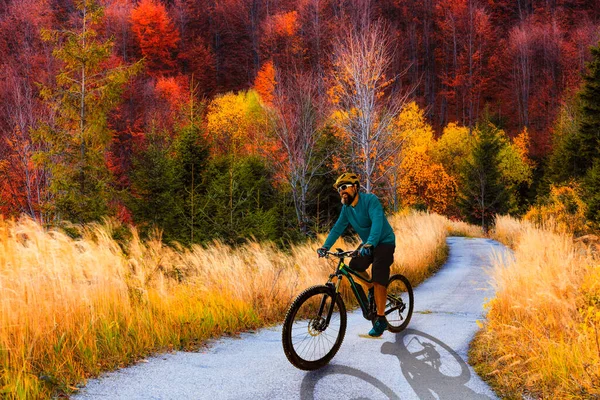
[282, 285, 347, 370]
[385, 274, 414, 333]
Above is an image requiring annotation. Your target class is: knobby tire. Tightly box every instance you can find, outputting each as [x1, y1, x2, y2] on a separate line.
[282, 285, 347, 370]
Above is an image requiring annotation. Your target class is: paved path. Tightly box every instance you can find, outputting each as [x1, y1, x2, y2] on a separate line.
[75, 237, 510, 400]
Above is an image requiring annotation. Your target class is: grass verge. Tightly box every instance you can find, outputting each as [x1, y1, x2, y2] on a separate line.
[469, 215, 600, 398]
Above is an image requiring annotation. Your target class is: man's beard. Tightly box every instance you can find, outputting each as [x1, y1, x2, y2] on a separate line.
[341, 193, 355, 205]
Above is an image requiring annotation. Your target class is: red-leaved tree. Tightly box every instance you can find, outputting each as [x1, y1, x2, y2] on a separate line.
[131, 0, 180, 76]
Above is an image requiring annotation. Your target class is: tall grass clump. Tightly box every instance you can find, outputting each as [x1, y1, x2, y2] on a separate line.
[471, 215, 600, 398]
[0, 211, 450, 398]
[446, 218, 485, 238]
[388, 211, 450, 285]
[491, 214, 530, 248]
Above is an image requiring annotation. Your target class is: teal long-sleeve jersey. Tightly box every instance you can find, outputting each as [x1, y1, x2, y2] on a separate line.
[323, 193, 395, 249]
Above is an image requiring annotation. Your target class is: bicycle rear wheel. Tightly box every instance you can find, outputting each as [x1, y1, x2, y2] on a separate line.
[282, 285, 347, 370]
[384, 274, 414, 332]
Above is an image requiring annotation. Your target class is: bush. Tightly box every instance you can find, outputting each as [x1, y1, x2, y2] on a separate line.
[523, 184, 588, 236]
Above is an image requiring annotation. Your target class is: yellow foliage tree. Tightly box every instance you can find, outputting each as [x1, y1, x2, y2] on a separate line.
[392, 101, 435, 152]
[387, 102, 457, 214]
[523, 184, 588, 235]
[206, 90, 274, 157]
[431, 122, 474, 179]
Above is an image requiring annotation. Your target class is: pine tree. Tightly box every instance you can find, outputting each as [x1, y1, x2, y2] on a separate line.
[579, 41, 600, 224]
[458, 122, 509, 231]
[200, 155, 281, 245]
[544, 94, 583, 189]
[584, 159, 600, 223]
[128, 131, 180, 240]
[172, 118, 210, 245]
[574, 42, 600, 177]
[33, 0, 141, 224]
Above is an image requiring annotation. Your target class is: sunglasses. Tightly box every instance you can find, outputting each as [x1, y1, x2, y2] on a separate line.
[337, 183, 354, 192]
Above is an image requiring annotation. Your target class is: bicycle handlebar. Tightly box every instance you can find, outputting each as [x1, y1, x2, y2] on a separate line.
[325, 248, 358, 258]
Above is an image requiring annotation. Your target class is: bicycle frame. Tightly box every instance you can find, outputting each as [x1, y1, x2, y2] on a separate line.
[321, 249, 375, 324]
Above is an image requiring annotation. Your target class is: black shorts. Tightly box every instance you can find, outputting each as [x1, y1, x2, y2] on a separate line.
[349, 243, 395, 286]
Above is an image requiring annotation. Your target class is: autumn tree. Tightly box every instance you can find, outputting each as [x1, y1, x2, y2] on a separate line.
[431, 122, 475, 179]
[434, 0, 494, 128]
[104, 0, 136, 62]
[386, 102, 435, 210]
[507, 22, 534, 129]
[260, 11, 305, 72]
[0, 0, 55, 221]
[130, 0, 180, 76]
[329, 21, 409, 193]
[206, 90, 271, 157]
[390, 102, 457, 214]
[497, 127, 534, 214]
[34, 0, 141, 223]
[268, 69, 329, 235]
[398, 152, 458, 214]
[254, 60, 276, 106]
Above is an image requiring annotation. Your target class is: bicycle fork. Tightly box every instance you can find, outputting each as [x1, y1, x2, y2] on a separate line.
[317, 281, 342, 329]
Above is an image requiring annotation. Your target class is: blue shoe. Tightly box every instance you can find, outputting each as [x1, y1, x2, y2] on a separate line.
[368, 317, 388, 337]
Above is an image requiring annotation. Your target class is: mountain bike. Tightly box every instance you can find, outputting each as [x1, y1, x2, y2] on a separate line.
[282, 248, 414, 370]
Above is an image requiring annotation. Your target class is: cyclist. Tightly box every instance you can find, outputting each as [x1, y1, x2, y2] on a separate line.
[317, 173, 396, 337]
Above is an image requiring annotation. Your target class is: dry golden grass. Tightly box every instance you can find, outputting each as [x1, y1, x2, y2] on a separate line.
[471, 215, 600, 398]
[0, 211, 452, 399]
[491, 214, 530, 249]
[446, 218, 485, 238]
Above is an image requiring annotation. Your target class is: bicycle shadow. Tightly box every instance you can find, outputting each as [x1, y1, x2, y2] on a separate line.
[299, 329, 491, 400]
[381, 328, 492, 400]
[300, 364, 401, 400]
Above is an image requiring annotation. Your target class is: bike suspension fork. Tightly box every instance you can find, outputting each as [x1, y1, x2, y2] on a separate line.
[320, 279, 342, 327]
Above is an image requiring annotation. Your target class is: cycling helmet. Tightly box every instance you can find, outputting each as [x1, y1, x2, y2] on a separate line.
[333, 172, 360, 189]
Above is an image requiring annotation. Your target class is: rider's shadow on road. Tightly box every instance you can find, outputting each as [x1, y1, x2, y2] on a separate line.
[382, 329, 491, 400]
[300, 329, 491, 400]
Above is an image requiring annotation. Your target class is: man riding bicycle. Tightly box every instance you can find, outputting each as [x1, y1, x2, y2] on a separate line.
[317, 173, 396, 337]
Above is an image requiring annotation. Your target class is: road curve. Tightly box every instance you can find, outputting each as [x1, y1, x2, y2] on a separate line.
[74, 237, 509, 400]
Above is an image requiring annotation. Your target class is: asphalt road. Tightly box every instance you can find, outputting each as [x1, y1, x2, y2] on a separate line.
[74, 237, 509, 400]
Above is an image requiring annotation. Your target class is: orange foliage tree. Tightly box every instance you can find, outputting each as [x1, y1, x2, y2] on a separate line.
[130, 0, 180, 76]
[253, 60, 277, 106]
[260, 11, 305, 71]
[390, 103, 457, 214]
[397, 151, 457, 215]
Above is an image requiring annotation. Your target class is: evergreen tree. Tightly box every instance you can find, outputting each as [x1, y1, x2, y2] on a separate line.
[583, 159, 600, 223]
[128, 131, 181, 241]
[458, 122, 509, 231]
[579, 41, 600, 224]
[543, 94, 583, 193]
[574, 42, 600, 177]
[33, 0, 141, 223]
[171, 120, 210, 245]
[200, 155, 282, 245]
